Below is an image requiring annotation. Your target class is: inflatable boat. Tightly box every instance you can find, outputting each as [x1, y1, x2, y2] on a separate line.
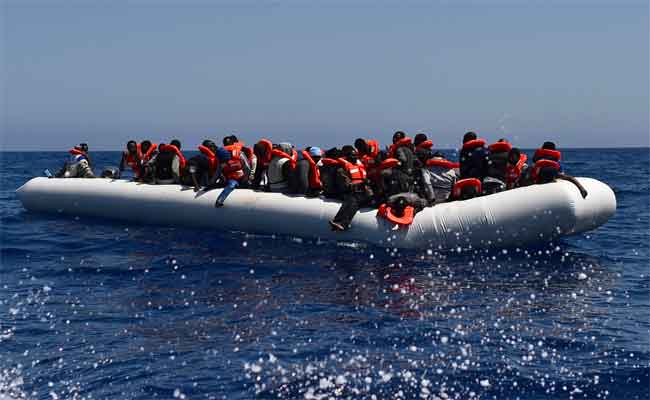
[16, 177, 616, 249]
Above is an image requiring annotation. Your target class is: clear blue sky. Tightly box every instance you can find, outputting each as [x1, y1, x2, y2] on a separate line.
[2, 0, 648, 150]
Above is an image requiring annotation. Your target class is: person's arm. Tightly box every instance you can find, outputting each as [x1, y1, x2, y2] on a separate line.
[558, 173, 588, 198]
[240, 156, 251, 183]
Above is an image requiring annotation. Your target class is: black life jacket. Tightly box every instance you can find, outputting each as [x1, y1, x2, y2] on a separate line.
[155, 151, 176, 180]
[319, 158, 341, 198]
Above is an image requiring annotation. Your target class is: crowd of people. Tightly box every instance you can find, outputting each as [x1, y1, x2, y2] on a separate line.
[55, 131, 587, 231]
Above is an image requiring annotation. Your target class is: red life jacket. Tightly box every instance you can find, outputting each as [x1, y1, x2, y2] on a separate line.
[452, 178, 482, 199]
[377, 203, 415, 227]
[301, 150, 322, 190]
[222, 144, 246, 181]
[426, 158, 459, 169]
[198, 145, 219, 176]
[320, 157, 339, 166]
[271, 148, 298, 169]
[461, 138, 486, 151]
[366, 139, 380, 157]
[141, 143, 158, 162]
[338, 158, 367, 184]
[533, 148, 561, 162]
[124, 144, 143, 175]
[159, 144, 186, 170]
[69, 148, 87, 157]
[488, 141, 512, 154]
[364, 157, 399, 182]
[256, 139, 274, 167]
[415, 140, 433, 151]
[233, 142, 254, 164]
[505, 153, 527, 189]
[530, 159, 561, 183]
[388, 137, 413, 158]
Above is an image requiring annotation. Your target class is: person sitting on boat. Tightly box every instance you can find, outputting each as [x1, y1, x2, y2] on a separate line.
[505, 147, 528, 189]
[386, 131, 417, 195]
[329, 145, 373, 232]
[523, 141, 588, 198]
[251, 139, 273, 191]
[183, 140, 219, 191]
[213, 144, 252, 207]
[483, 138, 512, 194]
[119, 139, 158, 181]
[267, 142, 297, 192]
[379, 191, 429, 227]
[136, 140, 158, 182]
[147, 139, 185, 185]
[55, 143, 95, 178]
[319, 147, 344, 199]
[289, 146, 323, 197]
[422, 151, 459, 203]
[413, 133, 434, 165]
[459, 131, 490, 181]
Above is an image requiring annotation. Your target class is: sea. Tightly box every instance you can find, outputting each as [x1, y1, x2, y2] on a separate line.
[0, 148, 648, 400]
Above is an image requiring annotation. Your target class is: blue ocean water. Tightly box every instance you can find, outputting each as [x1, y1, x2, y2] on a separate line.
[0, 148, 648, 400]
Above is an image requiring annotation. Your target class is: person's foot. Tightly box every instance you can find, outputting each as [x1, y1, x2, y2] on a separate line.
[329, 220, 347, 232]
[214, 200, 224, 208]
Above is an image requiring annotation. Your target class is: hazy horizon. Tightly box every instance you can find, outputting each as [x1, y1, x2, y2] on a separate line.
[3, 1, 649, 151]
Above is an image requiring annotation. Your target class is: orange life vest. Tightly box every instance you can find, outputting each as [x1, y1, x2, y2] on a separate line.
[256, 139, 274, 167]
[530, 159, 561, 183]
[488, 141, 512, 153]
[452, 178, 482, 199]
[533, 148, 561, 162]
[366, 139, 380, 157]
[377, 203, 415, 227]
[301, 150, 322, 190]
[125, 144, 143, 175]
[69, 148, 87, 157]
[338, 158, 367, 184]
[426, 158, 459, 169]
[159, 144, 186, 170]
[415, 140, 433, 151]
[222, 144, 246, 181]
[461, 138, 487, 151]
[505, 153, 527, 189]
[198, 145, 218, 176]
[271, 148, 298, 169]
[388, 137, 413, 158]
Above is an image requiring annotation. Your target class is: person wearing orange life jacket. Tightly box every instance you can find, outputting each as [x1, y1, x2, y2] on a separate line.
[136, 140, 158, 182]
[223, 135, 257, 183]
[420, 151, 460, 203]
[251, 139, 273, 191]
[459, 131, 490, 181]
[183, 140, 219, 190]
[329, 146, 373, 232]
[483, 138, 512, 194]
[523, 141, 588, 198]
[378, 191, 428, 227]
[213, 143, 252, 207]
[319, 147, 344, 199]
[147, 139, 185, 184]
[119, 140, 141, 179]
[55, 143, 95, 178]
[413, 133, 434, 165]
[288, 147, 323, 197]
[386, 131, 417, 196]
[267, 143, 297, 192]
[505, 147, 528, 189]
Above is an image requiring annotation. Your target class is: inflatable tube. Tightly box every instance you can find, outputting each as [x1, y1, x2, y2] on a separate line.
[16, 177, 615, 250]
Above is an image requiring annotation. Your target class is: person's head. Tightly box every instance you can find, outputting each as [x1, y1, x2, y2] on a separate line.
[324, 147, 341, 159]
[223, 135, 238, 146]
[392, 131, 406, 144]
[141, 140, 152, 154]
[342, 145, 358, 162]
[498, 138, 507, 142]
[202, 139, 217, 153]
[392, 196, 408, 216]
[126, 140, 138, 154]
[170, 139, 181, 150]
[414, 133, 428, 147]
[278, 142, 293, 155]
[354, 138, 369, 155]
[508, 148, 521, 165]
[432, 151, 444, 159]
[542, 141, 556, 150]
[463, 131, 477, 143]
[308, 146, 323, 159]
[376, 150, 388, 163]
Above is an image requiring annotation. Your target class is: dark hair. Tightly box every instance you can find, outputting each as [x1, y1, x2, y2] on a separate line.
[414, 133, 428, 146]
[127, 140, 137, 152]
[324, 147, 341, 159]
[463, 132, 477, 143]
[542, 141, 556, 150]
[354, 138, 369, 155]
[393, 131, 406, 143]
[141, 140, 152, 147]
[223, 135, 238, 146]
[341, 145, 356, 158]
[432, 151, 444, 158]
[170, 139, 181, 150]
